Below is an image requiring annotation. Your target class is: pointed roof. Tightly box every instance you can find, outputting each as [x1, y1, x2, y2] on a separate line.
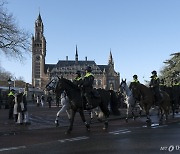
[108, 49, 114, 65]
[37, 13, 42, 22]
[75, 45, 78, 56]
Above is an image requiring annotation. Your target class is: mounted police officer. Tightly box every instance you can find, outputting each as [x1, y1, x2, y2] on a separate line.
[159, 78, 166, 91]
[81, 66, 94, 109]
[129, 75, 140, 90]
[132, 75, 140, 83]
[149, 70, 162, 105]
[73, 70, 83, 87]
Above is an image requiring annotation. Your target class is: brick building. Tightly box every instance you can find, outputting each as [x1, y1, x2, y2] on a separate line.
[32, 14, 120, 90]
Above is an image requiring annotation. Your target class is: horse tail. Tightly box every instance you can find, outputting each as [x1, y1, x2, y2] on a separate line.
[109, 90, 120, 116]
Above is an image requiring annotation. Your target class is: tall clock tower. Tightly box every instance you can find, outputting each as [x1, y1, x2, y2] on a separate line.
[32, 13, 46, 88]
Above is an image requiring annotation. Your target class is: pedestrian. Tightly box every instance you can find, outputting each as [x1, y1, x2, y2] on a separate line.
[41, 95, 45, 107]
[14, 91, 24, 124]
[8, 89, 15, 119]
[22, 92, 30, 125]
[47, 95, 52, 108]
[56, 95, 60, 107]
[36, 95, 40, 107]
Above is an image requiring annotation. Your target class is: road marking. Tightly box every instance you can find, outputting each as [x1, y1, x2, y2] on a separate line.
[142, 124, 168, 128]
[0, 146, 26, 152]
[58, 136, 89, 143]
[151, 125, 168, 129]
[109, 129, 131, 135]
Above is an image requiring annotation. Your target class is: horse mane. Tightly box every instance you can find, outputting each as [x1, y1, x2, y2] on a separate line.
[139, 83, 147, 88]
[61, 77, 79, 89]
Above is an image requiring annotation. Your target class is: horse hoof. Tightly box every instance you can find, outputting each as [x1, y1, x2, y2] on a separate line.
[103, 122, 108, 130]
[55, 120, 59, 127]
[103, 126, 108, 130]
[85, 123, 90, 131]
[146, 119, 151, 124]
[87, 128, 90, 132]
[65, 131, 70, 135]
[65, 130, 71, 135]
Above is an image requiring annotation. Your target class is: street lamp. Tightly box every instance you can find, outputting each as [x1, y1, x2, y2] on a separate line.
[32, 86, 35, 103]
[7, 78, 12, 92]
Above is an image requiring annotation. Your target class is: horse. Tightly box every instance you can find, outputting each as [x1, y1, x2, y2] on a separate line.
[46, 76, 119, 134]
[160, 85, 177, 117]
[55, 91, 101, 127]
[130, 82, 171, 124]
[172, 85, 180, 114]
[120, 79, 142, 122]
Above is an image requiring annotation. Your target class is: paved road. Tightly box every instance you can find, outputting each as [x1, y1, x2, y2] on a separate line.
[1, 115, 180, 154]
[0, 102, 180, 154]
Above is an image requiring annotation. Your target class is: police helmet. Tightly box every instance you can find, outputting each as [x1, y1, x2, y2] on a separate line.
[151, 70, 157, 75]
[76, 70, 81, 76]
[11, 89, 15, 92]
[133, 75, 138, 79]
[85, 66, 92, 72]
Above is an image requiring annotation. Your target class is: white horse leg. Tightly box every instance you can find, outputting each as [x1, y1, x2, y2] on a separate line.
[55, 105, 66, 126]
[17, 112, 23, 124]
[126, 103, 129, 122]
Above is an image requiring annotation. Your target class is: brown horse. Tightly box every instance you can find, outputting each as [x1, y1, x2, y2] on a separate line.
[130, 82, 171, 124]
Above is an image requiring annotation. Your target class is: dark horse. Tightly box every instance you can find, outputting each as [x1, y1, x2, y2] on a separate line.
[130, 82, 171, 124]
[160, 85, 180, 117]
[46, 76, 119, 134]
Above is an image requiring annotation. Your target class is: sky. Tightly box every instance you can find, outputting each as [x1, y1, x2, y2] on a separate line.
[0, 0, 180, 84]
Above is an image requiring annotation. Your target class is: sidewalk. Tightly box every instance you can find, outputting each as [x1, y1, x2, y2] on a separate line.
[0, 102, 137, 135]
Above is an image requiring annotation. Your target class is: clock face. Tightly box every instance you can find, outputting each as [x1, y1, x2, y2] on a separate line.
[36, 55, 40, 61]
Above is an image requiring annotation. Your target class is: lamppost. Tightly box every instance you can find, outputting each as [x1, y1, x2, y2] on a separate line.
[7, 78, 12, 92]
[32, 86, 35, 103]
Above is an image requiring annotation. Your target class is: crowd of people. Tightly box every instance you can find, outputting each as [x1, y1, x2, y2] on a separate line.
[8, 89, 30, 125]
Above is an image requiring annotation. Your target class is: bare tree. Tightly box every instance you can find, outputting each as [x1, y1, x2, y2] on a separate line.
[0, 0, 31, 60]
[0, 66, 13, 80]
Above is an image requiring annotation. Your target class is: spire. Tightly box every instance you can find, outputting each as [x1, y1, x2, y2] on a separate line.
[37, 13, 42, 22]
[75, 45, 78, 63]
[108, 49, 114, 65]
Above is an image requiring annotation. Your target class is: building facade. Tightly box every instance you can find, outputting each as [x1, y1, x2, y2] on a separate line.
[32, 14, 120, 91]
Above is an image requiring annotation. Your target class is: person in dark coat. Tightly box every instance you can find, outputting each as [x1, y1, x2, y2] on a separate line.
[149, 70, 162, 105]
[47, 95, 53, 108]
[8, 89, 15, 119]
[73, 70, 83, 87]
[81, 66, 94, 109]
[129, 75, 140, 90]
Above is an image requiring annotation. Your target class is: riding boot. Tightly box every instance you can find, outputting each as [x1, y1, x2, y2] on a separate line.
[85, 93, 92, 109]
